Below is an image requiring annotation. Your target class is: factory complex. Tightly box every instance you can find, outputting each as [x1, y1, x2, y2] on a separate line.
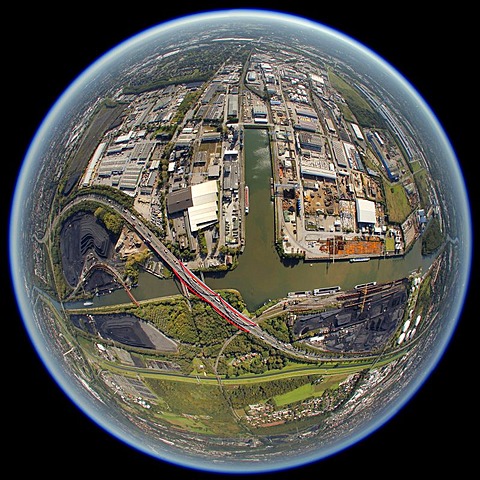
[242, 50, 432, 261]
[79, 40, 433, 267]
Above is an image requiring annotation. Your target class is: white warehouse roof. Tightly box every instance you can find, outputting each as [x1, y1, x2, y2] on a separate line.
[188, 180, 219, 232]
[191, 180, 218, 204]
[356, 198, 376, 225]
[188, 202, 218, 232]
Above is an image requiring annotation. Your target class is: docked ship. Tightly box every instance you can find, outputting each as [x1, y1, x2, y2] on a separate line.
[354, 281, 377, 290]
[245, 185, 249, 214]
[349, 257, 370, 263]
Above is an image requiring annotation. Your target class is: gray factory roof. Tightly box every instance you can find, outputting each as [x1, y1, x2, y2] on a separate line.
[227, 95, 239, 117]
[208, 164, 220, 178]
[298, 132, 323, 151]
[131, 141, 155, 161]
[223, 160, 239, 191]
[118, 162, 143, 190]
[167, 188, 193, 215]
[252, 104, 268, 117]
[331, 139, 348, 168]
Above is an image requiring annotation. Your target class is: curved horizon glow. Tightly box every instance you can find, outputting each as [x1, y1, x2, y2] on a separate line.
[10, 8, 472, 474]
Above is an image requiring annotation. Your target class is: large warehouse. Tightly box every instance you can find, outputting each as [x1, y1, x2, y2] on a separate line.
[166, 180, 219, 232]
[188, 180, 219, 232]
[356, 198, 376, 227]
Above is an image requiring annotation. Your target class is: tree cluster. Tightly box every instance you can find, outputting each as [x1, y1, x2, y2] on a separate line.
[421, 217, 444, 255]
[226, 375, 321, 409]
[124, 249, 151, 283]
[260, 316, 293, 343]
[136, 298, 237, 347]
[94, 206, 124, 236]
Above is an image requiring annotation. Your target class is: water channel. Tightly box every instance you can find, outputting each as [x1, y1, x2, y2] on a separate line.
[86, 128, 433, 312]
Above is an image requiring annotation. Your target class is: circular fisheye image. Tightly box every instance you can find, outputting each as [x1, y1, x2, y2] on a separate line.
[10, 8, 471, 474]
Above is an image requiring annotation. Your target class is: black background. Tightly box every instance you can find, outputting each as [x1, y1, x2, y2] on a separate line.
[5, 2, 476, 476]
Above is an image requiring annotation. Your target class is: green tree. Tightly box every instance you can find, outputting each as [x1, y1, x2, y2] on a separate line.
[422, 217, 444, 255]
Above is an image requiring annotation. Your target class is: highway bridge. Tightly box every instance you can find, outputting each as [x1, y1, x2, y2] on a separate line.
[54, 193, 410, 362]
[62, 194, 261, 334]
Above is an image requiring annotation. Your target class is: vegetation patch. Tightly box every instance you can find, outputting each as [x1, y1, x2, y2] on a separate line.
[273, 373, 347, 407]
[383, 182, 412, 224]
[94, 206, 124, 236]
[225, 375, 322, 409]
[328, 70, 384, 128]
[422, 217, 444, 255]
[273, 383, 318, 407]
[144, 379, 242, 436]
[413, 167, 432, 210]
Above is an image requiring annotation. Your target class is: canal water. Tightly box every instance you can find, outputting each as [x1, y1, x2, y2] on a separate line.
[87, 128, 433, 312]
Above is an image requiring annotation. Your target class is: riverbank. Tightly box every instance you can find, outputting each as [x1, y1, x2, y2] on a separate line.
[78, 128, 434, 313]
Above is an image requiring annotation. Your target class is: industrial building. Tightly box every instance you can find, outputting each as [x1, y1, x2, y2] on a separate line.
[167, 189, 193, 215]
[83, 142, 107, 187]
[294, 115, 317, 132]
[252, 104, 268, 118]
[188, 180, 219, 232]
[227, 95, 239, 118]
[223, 159, 240, 192]
[296, 106, 318, 119]
[175, 132, 195, 148]
[130, 141, 155, 162]
[202, 82, 220, 104]
[89, 135, 157, 193]
[351, 123, 365, 141]
[166, 180, 219, 233]
[298, 132, 323, 152]
[202, 103, 224, 122]
[325, 117, 336, 134]
[300, 156, 336, 180]
[331, 139, 348, 168]
[97, 156, 128, 177]
[201, 131, 222, 143]
[367, 132, 399, 182]
[118, 162, 143, 191]
[356, 198, 376, 227]
[208, 164, 221, 179]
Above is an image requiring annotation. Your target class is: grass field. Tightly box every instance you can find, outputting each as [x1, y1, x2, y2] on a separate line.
[328, 70, 382, 127]
[383, 182, 412, 224]
[273, 373, 348, 407]
[413, 167, 432, 209]
[385, 235, 395, 252]
[273, 383, 318, 406]
[145, 378, 242, 435]
[156, 411, 215, 434]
